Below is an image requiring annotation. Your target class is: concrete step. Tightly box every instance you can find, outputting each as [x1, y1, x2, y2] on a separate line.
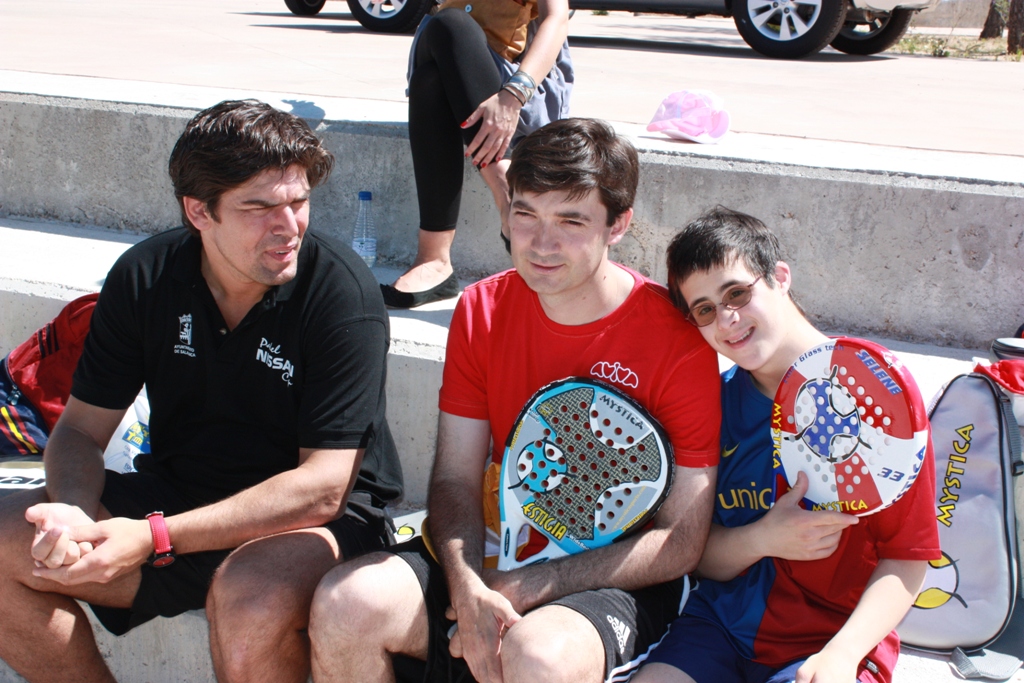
[2, 73, 1022, 349]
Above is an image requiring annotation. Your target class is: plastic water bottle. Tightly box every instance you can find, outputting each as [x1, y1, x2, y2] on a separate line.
[352, 191, 377, 267]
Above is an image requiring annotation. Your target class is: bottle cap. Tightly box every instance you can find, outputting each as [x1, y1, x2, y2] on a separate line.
[359, 191, 372, 201]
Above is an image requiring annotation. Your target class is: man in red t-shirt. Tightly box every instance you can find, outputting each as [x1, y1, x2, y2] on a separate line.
[309, 119, 721, 683]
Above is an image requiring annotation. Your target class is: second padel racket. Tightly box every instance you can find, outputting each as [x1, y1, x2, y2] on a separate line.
[497, 378, 673, 570]
[772, 337, 929, 517]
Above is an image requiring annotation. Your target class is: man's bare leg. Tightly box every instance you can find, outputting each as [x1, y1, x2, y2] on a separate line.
[309, 552, 428, 683]
[500, 604, 605, 683]
[390, 230, 456, 294]
[206, 527, 344, 683]
[0, 489, 139, 683]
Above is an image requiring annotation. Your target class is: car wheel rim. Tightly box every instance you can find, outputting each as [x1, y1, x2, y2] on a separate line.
[747, 0, 822, 41]
[356, 0, 409, 17]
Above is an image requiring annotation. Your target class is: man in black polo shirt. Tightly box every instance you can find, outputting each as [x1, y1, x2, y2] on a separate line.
[0, 100, 403, 683]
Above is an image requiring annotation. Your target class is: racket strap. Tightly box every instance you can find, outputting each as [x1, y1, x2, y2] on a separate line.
[995, 389, 1024, 476]
[950, 647, 1022, 681]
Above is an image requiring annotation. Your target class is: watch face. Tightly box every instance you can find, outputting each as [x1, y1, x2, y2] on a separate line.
[152, 554, 175, 568]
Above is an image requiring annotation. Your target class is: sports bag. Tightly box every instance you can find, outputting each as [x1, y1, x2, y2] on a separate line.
[897, 368, 1023, 661]
[0, 293, 98, 459]
[0, 294, 148, 495]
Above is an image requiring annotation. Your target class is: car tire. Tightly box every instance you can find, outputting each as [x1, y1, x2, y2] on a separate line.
[733, 0, 847, 58]
[284, 0, 328, 16]
[830, 8, 915, 54]
[346, 0, 435, 33]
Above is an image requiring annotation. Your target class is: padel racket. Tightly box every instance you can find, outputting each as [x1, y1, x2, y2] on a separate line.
[497, 378, 673, 570]
[772, 337, 929, 517]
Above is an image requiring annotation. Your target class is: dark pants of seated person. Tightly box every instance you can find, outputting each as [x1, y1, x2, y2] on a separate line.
[645, 614, 867, 683]
[408, 8, 503, 233]
[391, 537, 687, 683]
[88, 470, 392, 636]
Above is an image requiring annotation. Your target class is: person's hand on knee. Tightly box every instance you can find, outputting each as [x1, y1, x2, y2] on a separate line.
[462, 91, 521, 169]
[444, 586, 521, 683]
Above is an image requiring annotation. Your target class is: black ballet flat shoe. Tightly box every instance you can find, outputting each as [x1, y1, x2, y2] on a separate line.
[380, 272, 461, 309]
[500, 230, 511, 254]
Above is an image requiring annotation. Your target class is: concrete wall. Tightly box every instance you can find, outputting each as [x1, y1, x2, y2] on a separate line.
[621, 154, 1024, 349]
[2, 92, 1022, 348]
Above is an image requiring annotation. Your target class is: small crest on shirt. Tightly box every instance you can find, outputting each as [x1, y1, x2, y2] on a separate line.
[174, 313, 196, 358]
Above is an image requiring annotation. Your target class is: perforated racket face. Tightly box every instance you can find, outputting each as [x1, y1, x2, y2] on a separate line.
[498, 378, 673, 569]
[772, 338, 929, 517]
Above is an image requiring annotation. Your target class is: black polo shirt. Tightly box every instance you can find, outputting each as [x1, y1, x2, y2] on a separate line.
[72, 227, 402, 514]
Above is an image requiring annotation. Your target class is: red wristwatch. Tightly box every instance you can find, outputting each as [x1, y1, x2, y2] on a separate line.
[145, 512, 176, 568]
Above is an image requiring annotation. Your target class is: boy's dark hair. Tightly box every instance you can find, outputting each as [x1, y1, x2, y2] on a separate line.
[168, 100, 335, 235]
[666, 207, 787, 313]
[506, 118, 638, 226]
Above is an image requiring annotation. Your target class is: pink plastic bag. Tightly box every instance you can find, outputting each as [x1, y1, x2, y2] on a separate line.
[647, 90, 730, 144]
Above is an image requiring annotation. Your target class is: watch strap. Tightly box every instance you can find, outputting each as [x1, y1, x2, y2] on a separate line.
[145, 511, 175, 567]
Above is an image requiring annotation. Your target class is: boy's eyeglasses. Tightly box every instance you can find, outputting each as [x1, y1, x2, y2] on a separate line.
[686, 277, 762, 327]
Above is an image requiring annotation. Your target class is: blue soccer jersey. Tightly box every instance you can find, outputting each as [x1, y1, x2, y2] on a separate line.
[682, 365, 940, 674]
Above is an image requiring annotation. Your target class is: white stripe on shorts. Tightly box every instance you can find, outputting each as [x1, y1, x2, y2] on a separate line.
[604, 575, 691, 683]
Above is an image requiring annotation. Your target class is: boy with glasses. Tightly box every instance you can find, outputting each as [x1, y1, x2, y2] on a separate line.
[631, 208, 940, 683]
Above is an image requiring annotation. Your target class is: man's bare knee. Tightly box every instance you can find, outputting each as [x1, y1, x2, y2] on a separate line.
[208, 533, 343, 683]
[501, 606, 604, 683]
[311, 552, 400, 640]
[310, 552, 426, 657]
[208, 529, 339, 629]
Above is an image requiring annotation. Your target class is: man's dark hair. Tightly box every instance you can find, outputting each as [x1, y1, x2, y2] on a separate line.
[506, 118, 638, 226]
[168, 100, 335, 235]
[666, 207, 788, 313]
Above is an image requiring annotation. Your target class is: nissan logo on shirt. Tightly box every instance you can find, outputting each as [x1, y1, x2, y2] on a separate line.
[255, 337, 295, 386]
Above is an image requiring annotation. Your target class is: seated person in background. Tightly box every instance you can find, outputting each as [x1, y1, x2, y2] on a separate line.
[380, 0, 573, 308]
[631, 207, 941, 683]
[309, 118, 721, 683]
[0, 99, 403, 683]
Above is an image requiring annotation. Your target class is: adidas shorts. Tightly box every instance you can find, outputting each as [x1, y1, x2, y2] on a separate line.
[391, 537, 688, 683]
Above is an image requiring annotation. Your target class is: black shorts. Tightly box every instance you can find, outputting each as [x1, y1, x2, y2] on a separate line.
[89, 470, 392, 636]
[391, 537, 687, 683]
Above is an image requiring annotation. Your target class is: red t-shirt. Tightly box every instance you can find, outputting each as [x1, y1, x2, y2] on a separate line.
[440, 266, 720, 468]
[439, 267, 720, 560]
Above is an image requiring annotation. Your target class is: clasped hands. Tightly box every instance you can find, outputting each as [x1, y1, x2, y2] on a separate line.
[25, 502, 152, 585]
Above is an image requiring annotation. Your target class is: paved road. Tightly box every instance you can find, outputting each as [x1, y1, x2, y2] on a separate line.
[0, 0, 1021, 155]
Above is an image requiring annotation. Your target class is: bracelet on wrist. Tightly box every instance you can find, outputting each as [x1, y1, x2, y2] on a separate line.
[508, 70, 536, 90]
[503, 71, 536, 105]
[501, 84, 527, 106]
